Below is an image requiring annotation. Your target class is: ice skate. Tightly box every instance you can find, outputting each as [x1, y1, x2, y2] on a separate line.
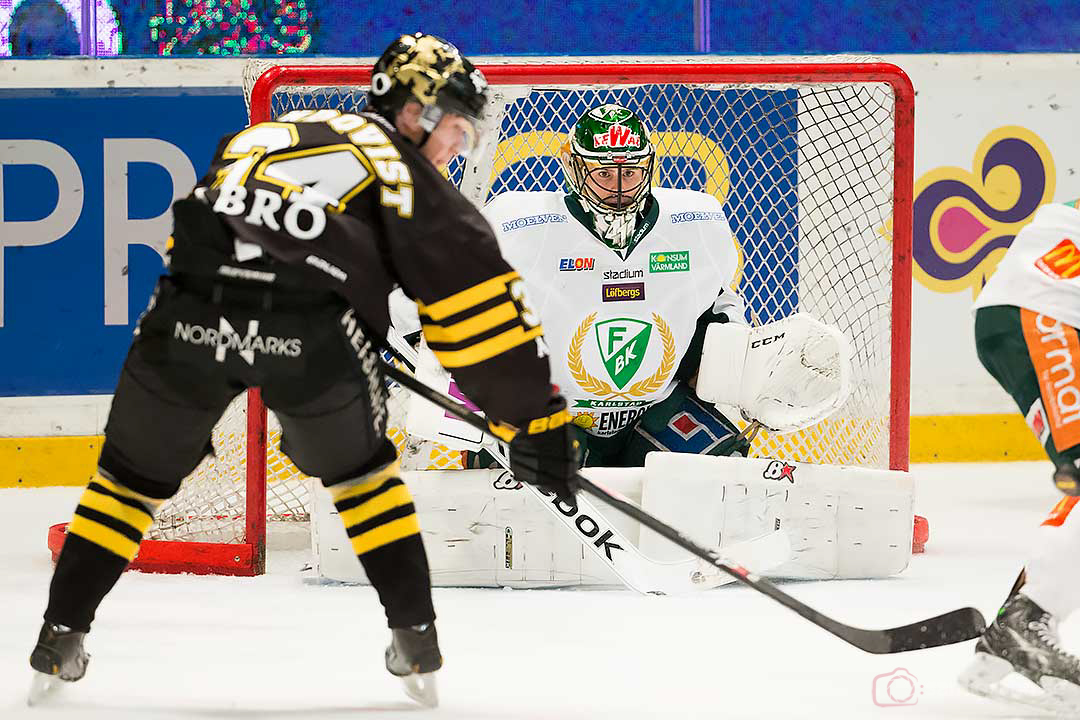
[959, 594, 1080, 715]
[385, 623, 442, 708]
[27, 622, 89, 706]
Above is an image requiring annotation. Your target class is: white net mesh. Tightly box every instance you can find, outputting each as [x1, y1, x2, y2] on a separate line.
[147, 61, 904, 548]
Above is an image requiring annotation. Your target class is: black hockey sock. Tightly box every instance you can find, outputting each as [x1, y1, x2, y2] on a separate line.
[44, 474, 161, 632]
[330, 462, 435, 628]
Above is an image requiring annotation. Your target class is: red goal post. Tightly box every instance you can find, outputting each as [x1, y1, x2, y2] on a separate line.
[48, 60, 914, 576]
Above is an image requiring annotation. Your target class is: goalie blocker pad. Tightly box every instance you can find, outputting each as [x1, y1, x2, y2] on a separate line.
[312, 454, 913, 586]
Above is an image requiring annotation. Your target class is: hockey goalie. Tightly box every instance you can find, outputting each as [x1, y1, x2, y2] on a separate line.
[314, 103, 915, 592]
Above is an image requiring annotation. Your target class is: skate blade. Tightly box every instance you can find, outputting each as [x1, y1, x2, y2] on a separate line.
[28, 671, 60, 706]
[401, 672, 438, 708]
[959, 654, 1075, 715]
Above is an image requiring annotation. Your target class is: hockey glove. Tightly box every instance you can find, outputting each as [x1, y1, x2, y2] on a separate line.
[491, 399, 581, 504]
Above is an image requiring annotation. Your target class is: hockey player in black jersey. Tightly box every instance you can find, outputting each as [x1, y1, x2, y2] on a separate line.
[29, 33, 578, 708]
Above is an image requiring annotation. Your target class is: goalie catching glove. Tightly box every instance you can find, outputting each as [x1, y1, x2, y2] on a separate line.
[489, 398, 581, 504]
[695, 313, 854, 433]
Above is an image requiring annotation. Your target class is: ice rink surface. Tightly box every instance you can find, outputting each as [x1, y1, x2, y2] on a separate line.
[1, 462, 1073, 719]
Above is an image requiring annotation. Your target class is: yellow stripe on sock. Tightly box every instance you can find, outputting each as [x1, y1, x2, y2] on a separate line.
[350, 514, 421, 556]
[94, 473, 161, 508]
[67, 515, 141, 561]
[339, 483, 414, 529]
[78, 487, 155, 534]
[329, 461, 402, 504]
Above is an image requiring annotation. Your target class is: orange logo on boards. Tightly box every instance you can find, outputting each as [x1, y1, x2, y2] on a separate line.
[1035, 238, 1080, 280]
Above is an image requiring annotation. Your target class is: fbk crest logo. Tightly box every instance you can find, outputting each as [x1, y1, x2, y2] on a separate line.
[593, 123, 640, 149]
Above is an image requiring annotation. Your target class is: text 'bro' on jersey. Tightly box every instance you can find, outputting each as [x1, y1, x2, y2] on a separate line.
[484, 188, 742, 438]
[174, 109, 554, 427]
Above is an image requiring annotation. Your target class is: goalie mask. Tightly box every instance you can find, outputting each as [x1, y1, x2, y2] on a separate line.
[368, 33, 489, 157]
[562, 104, 655, 248]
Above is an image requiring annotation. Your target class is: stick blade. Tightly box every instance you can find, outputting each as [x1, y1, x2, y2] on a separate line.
[847, 606, 987, 654]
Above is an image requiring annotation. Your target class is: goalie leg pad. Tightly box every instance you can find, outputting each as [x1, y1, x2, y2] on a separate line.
[640, 452, 914, 579]
[315, 468, 644, 589]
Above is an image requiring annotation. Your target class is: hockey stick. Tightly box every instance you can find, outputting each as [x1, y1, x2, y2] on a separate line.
[379, 332, 790, 593]
[380, 359, 987, 654]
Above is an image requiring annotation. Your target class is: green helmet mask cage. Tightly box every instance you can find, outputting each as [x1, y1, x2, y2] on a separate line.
[561, 104, 655, 248]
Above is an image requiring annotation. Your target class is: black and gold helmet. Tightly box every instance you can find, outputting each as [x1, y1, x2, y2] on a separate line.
[368, 33, 488, 125]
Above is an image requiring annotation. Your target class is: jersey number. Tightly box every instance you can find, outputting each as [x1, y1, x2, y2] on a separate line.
[216, 124, 375, 215]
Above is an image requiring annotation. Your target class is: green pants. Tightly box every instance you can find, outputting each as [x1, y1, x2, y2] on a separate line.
[975, 305, 1080, 465]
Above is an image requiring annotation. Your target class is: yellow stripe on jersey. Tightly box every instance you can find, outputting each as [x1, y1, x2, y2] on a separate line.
[432, 325, 544, 368]
[417, 271, 520, 322]
[350, 514, 422, 556]
[337, 483, 414, 529]
[421, 301, 520, 344]
[67, 515, 141, 561]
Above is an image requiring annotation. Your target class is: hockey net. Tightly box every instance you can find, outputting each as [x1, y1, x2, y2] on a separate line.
[129, 60, 912, 575]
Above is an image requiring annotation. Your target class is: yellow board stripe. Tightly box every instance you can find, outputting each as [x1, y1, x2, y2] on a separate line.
[434, 325, 544, 368]
[350, 514, 421, 556]
[0, 412, 1054, 493]
[417, 271, 519, 321]
[68, 515, 141, 560]
[339, 483, 414, 529]
[909, 414, 1045, 462]
[329, 461, 401, 504]
[79, 487, 155, 534]
[421, 301, 520, 344]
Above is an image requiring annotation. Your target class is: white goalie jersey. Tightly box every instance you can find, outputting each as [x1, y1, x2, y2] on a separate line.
[482, 188, 744, 437]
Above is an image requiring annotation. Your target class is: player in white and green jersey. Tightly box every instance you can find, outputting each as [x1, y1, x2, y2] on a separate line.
[481, 103, 749, 466]
[959, 198, 1080, 712]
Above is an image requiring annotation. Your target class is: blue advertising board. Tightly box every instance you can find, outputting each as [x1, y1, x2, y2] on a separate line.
[0, 87, 247, 395]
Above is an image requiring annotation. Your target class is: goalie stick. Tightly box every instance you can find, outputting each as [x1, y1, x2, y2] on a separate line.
[380, 331, 790, 594]
[380, 359, 987, 654]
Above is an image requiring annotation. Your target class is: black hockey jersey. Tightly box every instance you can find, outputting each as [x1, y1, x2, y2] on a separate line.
[168, 109, 554, 427]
